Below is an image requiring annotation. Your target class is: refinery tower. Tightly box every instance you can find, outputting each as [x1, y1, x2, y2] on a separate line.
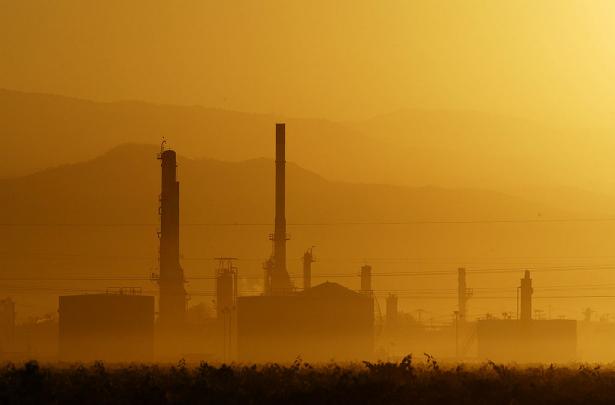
[263, 123, 294, 294]
[157, 146, 187, 328]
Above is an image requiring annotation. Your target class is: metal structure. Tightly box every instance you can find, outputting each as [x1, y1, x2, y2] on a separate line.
[215, 257, 238, 318]
[215, 257, 238, 361]
[303, 247, 315, 290]
[157, 144, 186, 328]
[457, 267, 473, 321]
[360, 265, 373, 294]
[519, 270, 533, 321]
[386, 293, 398, 326]
[264, 123, 293, 295]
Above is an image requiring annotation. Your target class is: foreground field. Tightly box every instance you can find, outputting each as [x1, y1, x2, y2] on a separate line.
[1, 356, 615, 404]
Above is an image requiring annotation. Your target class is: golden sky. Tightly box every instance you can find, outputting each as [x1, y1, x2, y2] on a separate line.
[6, 1, 615, 335]
[2, 0, 615, 125]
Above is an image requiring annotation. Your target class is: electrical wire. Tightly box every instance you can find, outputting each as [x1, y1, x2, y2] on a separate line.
[5, 216, 615, 227]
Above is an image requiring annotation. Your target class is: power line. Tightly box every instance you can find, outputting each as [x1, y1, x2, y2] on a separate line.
[5, 217, 615, 227]
[8, 252, 615, 265]
[4, 263, 615, 282]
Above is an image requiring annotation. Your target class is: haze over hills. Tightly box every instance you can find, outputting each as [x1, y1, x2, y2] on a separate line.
[3, 144, 615, 319]
[3, 88, 615, 198]
[3, 89, 615, 321]
[0, 143, 564, 225]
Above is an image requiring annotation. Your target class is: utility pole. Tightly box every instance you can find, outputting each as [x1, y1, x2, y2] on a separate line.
[457, 268, 473, 321]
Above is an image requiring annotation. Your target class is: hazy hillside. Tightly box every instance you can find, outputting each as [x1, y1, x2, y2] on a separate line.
[4, 89, 615, 195]
[4, 144, 615, 320]
[0, 88, 390, 184]
[0, 143, 559, 226]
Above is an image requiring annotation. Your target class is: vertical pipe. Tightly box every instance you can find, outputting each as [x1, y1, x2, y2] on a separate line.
[303, 248, 313, 290]
[386, 294, 398, 325]
[274, 123, 287, 275]
[520, 270, 533, 321]
[268, 123, 292, 294]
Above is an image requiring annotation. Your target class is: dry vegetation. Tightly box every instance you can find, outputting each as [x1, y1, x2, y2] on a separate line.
[2, 355, 615, 404]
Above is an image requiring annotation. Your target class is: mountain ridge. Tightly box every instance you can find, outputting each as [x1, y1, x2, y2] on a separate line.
[5, 88, 615, 196]
[2, 143, 614, 318]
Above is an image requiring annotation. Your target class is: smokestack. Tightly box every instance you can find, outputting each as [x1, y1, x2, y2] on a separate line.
[267, 123, 293, 294]
[520, 270, 533, 321]
[158, 148, 186, 328]
[303, 248, 314, 290]
[361, 265, 372, 294]
[274, 123, 287, 275]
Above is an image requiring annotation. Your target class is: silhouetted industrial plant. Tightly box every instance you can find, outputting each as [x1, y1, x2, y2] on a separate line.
[0, 123, 608, 364]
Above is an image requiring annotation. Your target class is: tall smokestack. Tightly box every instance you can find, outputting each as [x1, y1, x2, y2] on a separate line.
[274, 123, 287, 275]
[520, 270, 533, 321]
[158, 148, 186, 328]
[267, 123, 293, 294]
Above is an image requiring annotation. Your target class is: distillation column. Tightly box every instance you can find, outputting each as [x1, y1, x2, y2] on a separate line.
[303, 248, 314, 290]
[158, 149, 186, 329]
[520, 270, 533, 321]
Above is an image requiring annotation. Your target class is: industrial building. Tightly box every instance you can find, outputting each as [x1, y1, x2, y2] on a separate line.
[238, 282, 374, 362]
[235, 123, 375, 362]
[58, 289, 154, 362]
[41, 122, 588, 364]
[476, 271, 577, 362]
[477, 318, 577, 362]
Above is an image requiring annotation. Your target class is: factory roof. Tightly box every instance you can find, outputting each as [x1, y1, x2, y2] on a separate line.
[302, 281, 363, 299]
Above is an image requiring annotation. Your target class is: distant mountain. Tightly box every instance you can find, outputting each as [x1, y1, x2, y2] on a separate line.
[3, 88, 615, 195]
[0, 88, 387, 184]
[0, 144, 578, 316]
[3, 93, 615, 318]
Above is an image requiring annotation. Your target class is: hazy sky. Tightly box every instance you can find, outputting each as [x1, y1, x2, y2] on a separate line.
[2, 0, 615, 124]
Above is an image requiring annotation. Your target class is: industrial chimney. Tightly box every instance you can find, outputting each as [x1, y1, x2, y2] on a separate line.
[265, 123, 293, 294]
[519, 270, 533, 321]
[303, 247, 314, 290]
[158, 147, 186, 328]
[360, 265, 373, 294]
